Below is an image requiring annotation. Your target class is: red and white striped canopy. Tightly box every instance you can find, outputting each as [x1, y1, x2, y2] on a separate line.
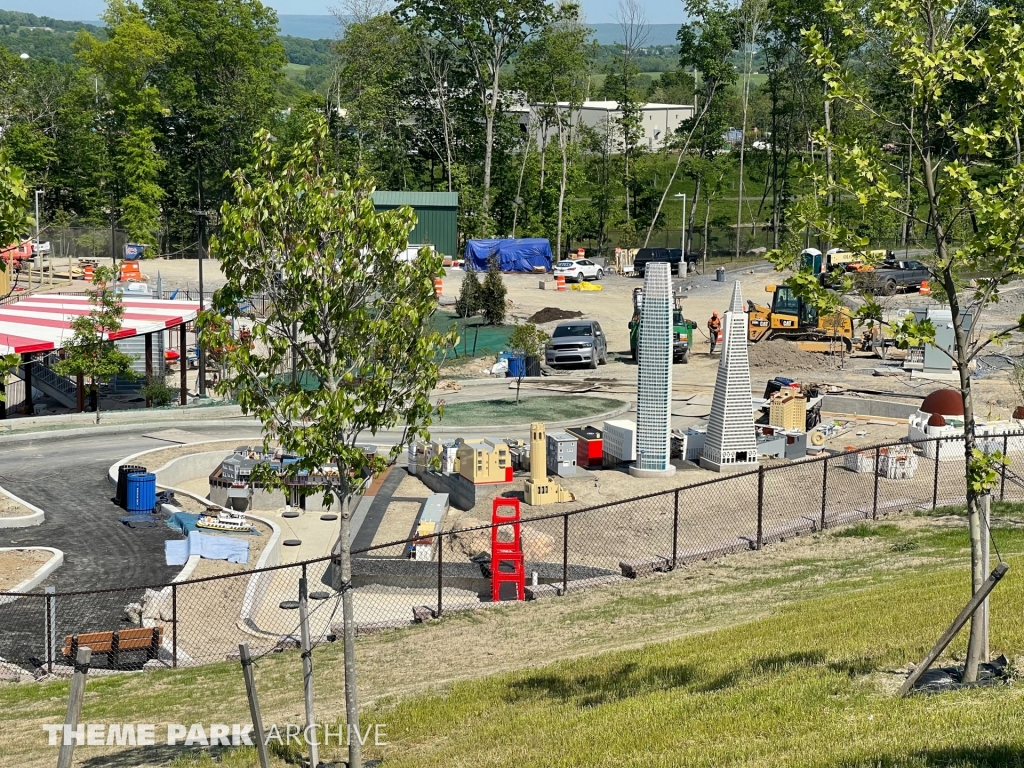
[0, 295, 202, 355]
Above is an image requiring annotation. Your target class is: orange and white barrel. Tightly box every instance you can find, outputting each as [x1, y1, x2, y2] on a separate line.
[556, 275, 566, 291]
[83, 264, 94, 282]
[434, 277, 443, 298]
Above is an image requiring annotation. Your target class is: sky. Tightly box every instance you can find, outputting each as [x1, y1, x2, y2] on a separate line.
[2, 0, 685, 26]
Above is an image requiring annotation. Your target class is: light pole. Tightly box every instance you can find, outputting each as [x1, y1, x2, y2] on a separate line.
[674, 193, 687, 272]
[34, 190, 44, 270]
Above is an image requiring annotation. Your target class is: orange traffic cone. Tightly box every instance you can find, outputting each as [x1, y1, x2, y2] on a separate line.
[919, 280, 931, 295]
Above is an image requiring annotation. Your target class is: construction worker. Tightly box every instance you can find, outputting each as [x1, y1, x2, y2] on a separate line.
[708, 311, 721, 354]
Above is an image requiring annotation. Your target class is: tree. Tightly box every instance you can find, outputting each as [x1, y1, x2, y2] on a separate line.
[507, 322, 548, 403]
[785, 0, 1024, 681]
[454, 267, 482, 318]
[734, 0, 768, 259]
[395, 0, 554, 218]
[516, 3, 594, 254]
[332, 12, 415, 181]
[53, 265, 138, 423]
[610, 0, 649, 225]
[479, 256, 507, 325]
[75, 0, 175, 243]
[0, 147, 30, 392]
[202, 117, 453, 768]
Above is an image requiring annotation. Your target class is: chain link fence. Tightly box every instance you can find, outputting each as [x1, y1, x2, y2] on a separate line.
[2, 433, 1022, 676]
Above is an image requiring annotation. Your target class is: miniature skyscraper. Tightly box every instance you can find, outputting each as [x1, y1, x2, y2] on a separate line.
[630, 262, 675, 478]
[525, 422, 574, 505]
[701, 281, 758, 472]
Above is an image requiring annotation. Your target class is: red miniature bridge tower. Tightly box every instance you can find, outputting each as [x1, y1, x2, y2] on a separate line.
[490, 497, 525, 601]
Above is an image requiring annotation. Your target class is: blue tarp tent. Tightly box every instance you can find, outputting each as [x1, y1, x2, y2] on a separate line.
[464, 238, 553, 273]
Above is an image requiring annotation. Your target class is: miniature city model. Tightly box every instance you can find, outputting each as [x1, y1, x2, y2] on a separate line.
[630, 262, 676, 478]
[701, 281, 758, 472]
[524, 422, 574, 505]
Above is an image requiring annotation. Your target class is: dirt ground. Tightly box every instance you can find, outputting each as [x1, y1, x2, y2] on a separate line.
[0, 549, 51, 591]
[0, 493, 31, 518]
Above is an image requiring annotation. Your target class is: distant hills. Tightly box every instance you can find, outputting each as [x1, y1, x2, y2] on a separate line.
[271, 16, 681, 46]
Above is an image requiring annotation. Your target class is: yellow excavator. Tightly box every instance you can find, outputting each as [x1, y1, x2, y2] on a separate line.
[747, 284, 855, 353]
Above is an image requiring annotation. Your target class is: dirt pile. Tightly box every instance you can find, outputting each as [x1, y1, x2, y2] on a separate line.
[449, 517, 555, 561]
[528, 307, 584, 324]
[748, 339, 834, 372]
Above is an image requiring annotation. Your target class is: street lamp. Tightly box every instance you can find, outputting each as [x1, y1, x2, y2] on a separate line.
[673, 192, 687, 270]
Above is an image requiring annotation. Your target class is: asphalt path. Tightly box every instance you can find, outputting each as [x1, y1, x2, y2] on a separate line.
[0, 426, 263, 667]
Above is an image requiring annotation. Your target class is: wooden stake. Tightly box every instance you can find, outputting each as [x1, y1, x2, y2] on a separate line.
[981, 494, 991, 662]
[238, 643, 271, 768]
[56, 647, 91, 768]
[298, 578, 319, 768]
[899, 562, 1009, 696]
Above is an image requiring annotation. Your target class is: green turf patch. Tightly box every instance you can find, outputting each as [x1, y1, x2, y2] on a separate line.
[435, 396, 625, 427]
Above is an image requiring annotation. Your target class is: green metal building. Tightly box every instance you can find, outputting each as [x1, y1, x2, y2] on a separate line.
[372, 191, 459, 258]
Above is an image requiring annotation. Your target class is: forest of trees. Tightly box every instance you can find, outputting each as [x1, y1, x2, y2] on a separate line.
[0, 0, 984, 259]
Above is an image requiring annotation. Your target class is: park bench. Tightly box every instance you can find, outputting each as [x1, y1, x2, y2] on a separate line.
[61, 627, 162, 668]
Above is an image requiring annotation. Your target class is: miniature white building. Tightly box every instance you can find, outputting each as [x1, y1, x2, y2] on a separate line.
[908, 388, 1024, 461]
[701, 281, 758, 472]
[603, 419, 637, 466]
[631, 263, 675, 478]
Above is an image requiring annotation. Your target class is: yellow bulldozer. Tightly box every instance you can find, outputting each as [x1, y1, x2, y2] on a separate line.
[747, 284, 855, 353]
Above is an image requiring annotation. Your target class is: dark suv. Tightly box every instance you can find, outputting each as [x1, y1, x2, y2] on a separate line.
[545, 320, 608, 369]
[633, 248, 699, 277]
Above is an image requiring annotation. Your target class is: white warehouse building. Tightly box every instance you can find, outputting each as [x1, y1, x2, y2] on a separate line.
[521, 101, 696, 151]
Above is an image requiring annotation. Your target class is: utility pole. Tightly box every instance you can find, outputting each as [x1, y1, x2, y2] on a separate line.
[34, 189, 44, 271]
[190, 207, 217, 397]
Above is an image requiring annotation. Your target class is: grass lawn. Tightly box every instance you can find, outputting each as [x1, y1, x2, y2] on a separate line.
[435, 395, 626, 427]
[5, 506, 1024, 767]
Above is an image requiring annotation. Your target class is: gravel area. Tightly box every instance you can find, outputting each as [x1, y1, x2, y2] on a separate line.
[0, 549, 52, 591]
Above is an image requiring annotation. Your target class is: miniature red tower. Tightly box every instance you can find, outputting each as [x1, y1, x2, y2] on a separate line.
[490, 497, 525, 601]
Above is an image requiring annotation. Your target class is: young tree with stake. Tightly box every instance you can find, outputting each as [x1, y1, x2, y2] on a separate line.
[54, 266, 137, 423]
[777, 0, 1024, 682]
[201, 117, 454, 768]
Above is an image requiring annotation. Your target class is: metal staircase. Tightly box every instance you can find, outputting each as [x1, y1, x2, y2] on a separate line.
[16, 352, 78, 409]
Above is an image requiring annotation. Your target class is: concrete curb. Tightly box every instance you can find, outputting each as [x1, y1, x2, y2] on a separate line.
[0, 404, 243, 434]
[0, 547, 63, 602]
[108, 439, 257, 486]
[0, 419, 260, 445]
[0, 484, 45, 528]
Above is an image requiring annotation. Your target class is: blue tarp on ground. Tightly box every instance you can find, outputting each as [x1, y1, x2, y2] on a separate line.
[464, 238, 553, 273]
[166, 531, 250, 565]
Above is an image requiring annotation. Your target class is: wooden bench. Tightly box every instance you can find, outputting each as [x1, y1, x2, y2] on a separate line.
[61, 627, 162, 668]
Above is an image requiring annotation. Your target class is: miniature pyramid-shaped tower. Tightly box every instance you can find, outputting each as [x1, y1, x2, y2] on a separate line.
[629, 262, 675, 478]
[701, 281, 757, 472]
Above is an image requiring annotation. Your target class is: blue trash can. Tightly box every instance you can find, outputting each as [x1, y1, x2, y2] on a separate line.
[507, 355, 526, 378]
[126, 472, 157, 514]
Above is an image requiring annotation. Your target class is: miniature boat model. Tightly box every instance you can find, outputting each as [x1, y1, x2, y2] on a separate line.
[196, 508, 254, 533]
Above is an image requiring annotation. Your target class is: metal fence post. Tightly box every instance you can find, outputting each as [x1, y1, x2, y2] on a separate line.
[873, 446, 881, 520]
[672, 490, 679, 568]
[756, 466, 764, 550]
[1001, 433, 1009, 501]
[562, 513, 569, 594]
[45, 588, 54, 674]
[436, 530, 443, 618]
[820, 457, 829, 530]
[933, 438, 941, 510]
[171, 583, 177, 669]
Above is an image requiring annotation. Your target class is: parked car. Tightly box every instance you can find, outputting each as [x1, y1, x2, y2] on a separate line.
[632, 248, 699, 277]
[855, 259, 931, 296]
[553, 259, 603, 283]
[545, 320, 608, 369]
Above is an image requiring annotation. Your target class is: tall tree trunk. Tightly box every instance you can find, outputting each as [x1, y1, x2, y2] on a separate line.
[512, 135, 532, 238]
[556, 123, 569, 254]
[823, 89, 834, 253]
[689, 176, 701, 257]
[482, 63, 501, 216]
[539, 127, 548, 223]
